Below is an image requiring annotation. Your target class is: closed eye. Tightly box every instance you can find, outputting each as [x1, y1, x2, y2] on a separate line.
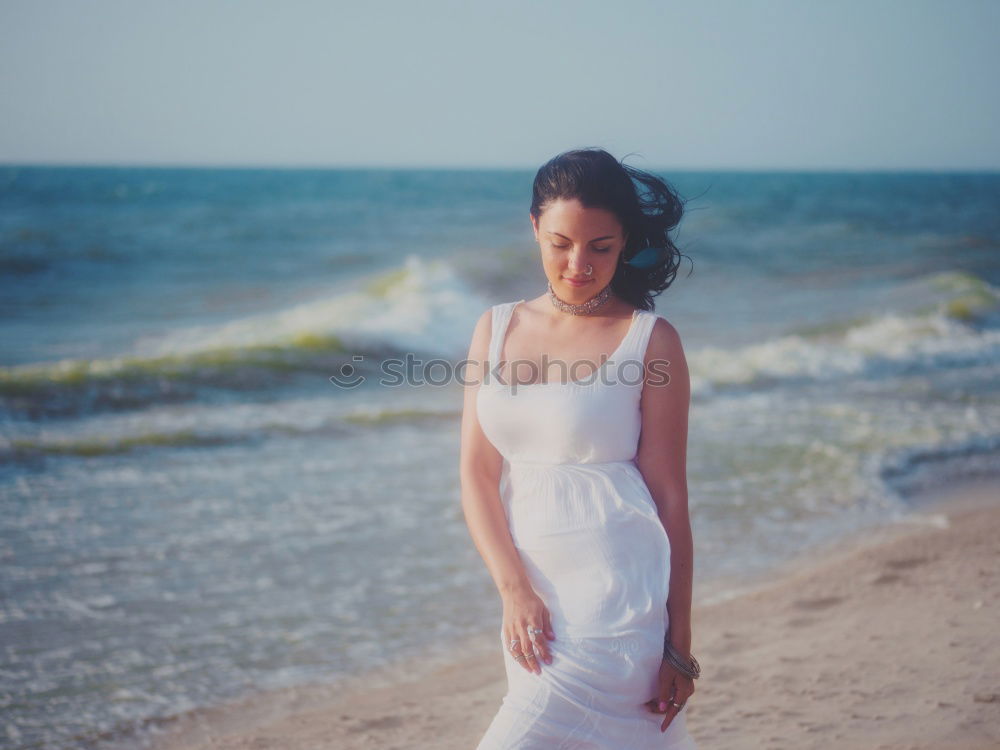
[552, 244, 611, 252]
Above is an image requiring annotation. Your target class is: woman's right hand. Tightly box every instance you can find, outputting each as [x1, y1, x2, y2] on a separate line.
[502, 585, 556, 674]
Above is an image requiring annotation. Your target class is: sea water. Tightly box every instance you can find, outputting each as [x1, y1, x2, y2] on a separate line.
[1, 166, 998, 748]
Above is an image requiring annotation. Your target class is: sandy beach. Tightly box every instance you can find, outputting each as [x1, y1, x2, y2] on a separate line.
[147, 479, 1000, 750]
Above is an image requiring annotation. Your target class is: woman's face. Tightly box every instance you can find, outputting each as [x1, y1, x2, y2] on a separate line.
[531, 198, 627, 302]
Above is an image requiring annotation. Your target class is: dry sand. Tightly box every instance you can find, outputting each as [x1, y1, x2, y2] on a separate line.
[148, 479, 1000, 750]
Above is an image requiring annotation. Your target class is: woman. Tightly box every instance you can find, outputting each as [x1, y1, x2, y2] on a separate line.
[460, 147, 700, 749]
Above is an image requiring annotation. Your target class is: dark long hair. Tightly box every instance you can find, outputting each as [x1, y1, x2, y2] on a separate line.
[529, 147, 692, 311]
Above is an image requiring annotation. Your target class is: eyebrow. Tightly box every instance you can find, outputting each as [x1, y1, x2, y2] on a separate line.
[546, 231, 616, 242]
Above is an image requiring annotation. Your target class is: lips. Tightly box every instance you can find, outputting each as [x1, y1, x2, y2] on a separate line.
[563, 277, 593, 285]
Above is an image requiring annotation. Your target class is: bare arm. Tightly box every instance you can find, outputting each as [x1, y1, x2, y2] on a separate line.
[635, 317, 695, 657]
[459, 308, 532, 598]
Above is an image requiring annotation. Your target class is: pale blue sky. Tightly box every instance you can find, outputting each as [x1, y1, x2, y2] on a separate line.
[1, 0, 997, 170]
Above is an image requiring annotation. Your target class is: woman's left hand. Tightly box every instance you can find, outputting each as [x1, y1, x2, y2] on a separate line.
[645, 658, 695, 733]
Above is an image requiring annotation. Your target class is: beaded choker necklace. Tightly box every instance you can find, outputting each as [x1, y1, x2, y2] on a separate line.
[546, 281, 613, 315]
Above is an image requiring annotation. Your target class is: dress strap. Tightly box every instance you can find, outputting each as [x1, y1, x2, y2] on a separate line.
[488, 301, 519, 366]
[619, 309, 660, 371]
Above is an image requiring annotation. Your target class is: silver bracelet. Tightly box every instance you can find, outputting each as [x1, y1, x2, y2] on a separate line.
[662, 634, 701, 680]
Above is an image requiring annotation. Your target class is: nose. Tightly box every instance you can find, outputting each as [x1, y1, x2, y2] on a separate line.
[567, 249, 589, 274]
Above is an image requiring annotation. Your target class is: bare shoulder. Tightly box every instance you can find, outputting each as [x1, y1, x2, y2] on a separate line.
[462, 307, 496, 390]
[642, 314, 690, 399]
[645, 313, 686, 361]
[475, 305, 493, 331]
[467, 306, 493, 353]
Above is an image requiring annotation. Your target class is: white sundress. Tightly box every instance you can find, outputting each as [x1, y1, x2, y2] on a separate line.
[474, 299, 698, 749]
